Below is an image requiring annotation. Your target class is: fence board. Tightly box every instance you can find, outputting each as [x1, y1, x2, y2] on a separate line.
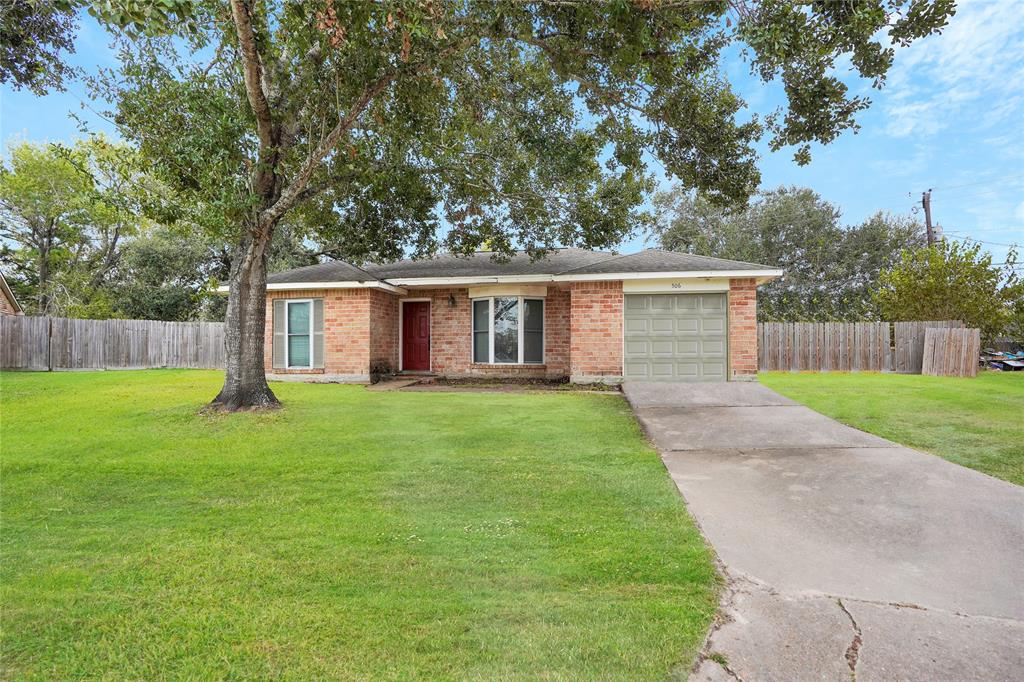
[0, 316, 50, 370]
[0, 316, 225, 371]
[893, 321, 964, 374]
[922, 328, 980, 377]
[756, 321, 893, 373]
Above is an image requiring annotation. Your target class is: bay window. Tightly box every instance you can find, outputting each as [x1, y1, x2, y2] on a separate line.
[471, 296, 544, 364]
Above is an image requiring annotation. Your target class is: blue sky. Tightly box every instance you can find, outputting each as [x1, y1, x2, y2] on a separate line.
[2, 0, 1021, 265]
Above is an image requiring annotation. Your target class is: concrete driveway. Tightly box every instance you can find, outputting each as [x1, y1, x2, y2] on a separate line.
[623, 382, 1024, 681]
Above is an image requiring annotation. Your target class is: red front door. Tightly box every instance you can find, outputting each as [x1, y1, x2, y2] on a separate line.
[402, 301, 431, 371]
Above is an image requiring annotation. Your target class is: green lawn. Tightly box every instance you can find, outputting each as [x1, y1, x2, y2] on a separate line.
[760, 371, 1024, 486]
[0, 370, 717, 680]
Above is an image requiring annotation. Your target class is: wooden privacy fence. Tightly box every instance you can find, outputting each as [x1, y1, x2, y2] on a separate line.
[0, 316, 225, 371]
[922, 328, 981, 377]
[893, 320, 965, 374]
[758, 322, 891, 372]
[758, 321, 965, 374]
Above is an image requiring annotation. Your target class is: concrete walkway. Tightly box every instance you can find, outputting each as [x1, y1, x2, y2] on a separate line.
[622, 382, 1024, 681]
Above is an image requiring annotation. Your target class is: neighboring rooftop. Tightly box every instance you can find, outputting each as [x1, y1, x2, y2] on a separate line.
[265, 247, 779, 285]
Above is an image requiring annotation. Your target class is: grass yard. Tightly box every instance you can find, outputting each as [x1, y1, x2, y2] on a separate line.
[760, 371, 1024, 486]
[0, 370, 717, 680]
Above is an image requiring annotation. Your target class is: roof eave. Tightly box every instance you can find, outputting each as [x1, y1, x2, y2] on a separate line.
[217, 280, 408, 295]
[550, 269, 784, 282]
[245, 269, 784, 290]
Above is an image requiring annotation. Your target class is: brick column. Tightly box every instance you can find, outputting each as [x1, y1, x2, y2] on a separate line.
[569, 281, 623, 383]
[728, 278, 758, 381]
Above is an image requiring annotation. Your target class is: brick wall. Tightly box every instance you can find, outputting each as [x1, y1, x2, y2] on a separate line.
[543, 287, 571, 375]
[728, 277, 758, 380]
[265, 278, 758, 383]
[265, 288, 371, 378]
[369, 288, 399, 373]
[569, 281, 623, 381]
[399, 287, 569, 378]
[0, 290, 19, 315]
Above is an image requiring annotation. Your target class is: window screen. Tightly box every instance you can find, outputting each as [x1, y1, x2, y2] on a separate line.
[524, 299, 544, 364]
[472, 299, 489, 363]
[287, 301, 311, 367]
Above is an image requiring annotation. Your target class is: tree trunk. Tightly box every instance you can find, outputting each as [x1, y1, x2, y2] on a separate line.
[210, 224, 280, 411]
[37, 242, 50, 313]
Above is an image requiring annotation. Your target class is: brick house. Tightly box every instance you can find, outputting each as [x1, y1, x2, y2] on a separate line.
[263, 248, 780, 383]
[0, 272, 23, 316]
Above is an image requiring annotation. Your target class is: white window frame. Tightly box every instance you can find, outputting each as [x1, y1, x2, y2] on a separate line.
[471, 296, 545, 365]
[285, 298, 313, 369]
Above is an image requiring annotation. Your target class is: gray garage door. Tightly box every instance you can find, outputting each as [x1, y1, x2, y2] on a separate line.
[624, 293, 728, 381]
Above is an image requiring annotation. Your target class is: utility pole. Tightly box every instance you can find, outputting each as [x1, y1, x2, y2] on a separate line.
[921, 189, 935, 246]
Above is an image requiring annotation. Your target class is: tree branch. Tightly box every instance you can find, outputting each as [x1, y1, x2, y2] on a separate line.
[261, 72, 395, 229]
[263, 39, 476, 228]
[229, 0, 275, 151]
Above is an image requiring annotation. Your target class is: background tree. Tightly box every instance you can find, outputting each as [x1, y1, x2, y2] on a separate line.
[652, 186, 924, 320]
[0, 137, 158, 316]
[876, 241, 1020, 341]
[0, 140, 92, 313]
[111, 222, 315, 321]
[86, 0, 954, 410]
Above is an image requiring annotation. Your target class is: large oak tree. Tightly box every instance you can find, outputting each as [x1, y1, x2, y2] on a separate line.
[86, 0, 954, 410]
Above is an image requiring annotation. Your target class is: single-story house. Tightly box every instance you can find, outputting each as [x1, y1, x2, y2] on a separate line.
[0, 271, 23, 316]
[263, 248, 781, 383]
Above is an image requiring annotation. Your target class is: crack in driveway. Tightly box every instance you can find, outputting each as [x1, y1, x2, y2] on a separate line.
[836, 599, 862, 679]
[620, 381, 1024, 681]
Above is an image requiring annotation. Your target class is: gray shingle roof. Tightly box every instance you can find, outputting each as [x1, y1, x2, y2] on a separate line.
[266, 260, 380, 284]
[364, 247, 613, 279]
[560, 248, 776, 275]
[266, 248, 777, 285]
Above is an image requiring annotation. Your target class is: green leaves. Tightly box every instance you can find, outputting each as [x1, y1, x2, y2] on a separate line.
[737, 0, 954, 163]
[876, 240, 1021, 341]
[79, 0, 955, 265]
[652, 186, 926, 321]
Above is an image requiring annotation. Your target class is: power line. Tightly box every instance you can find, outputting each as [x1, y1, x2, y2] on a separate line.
[927, 173, 1024, 193]
[943, 232, 1021, 248]
[931, 187, 1019, 202]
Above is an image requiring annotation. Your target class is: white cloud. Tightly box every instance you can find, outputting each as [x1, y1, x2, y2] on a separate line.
[882, 0, 1024, 138]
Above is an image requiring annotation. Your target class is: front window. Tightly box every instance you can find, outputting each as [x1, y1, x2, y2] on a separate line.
[286, 300, 312, 368]
[472, 297, 544, 364]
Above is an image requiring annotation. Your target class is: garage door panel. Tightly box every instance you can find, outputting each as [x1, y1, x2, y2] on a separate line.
[677, 319, 699, 333]
[651, 318, 675, 332]
[651, 362, 677, 377]
[624, 360, 650, 377]
[624, 293, 728, 382]
[625, 296, 648, 311]
[702, 340, 726, 356]
[625, 318, 650, 333]
[700, 295, 725, 311]
[625, 340, 649, 354]
[676, 340, 699, 355]
[676, 362, 699, 377]
[703, 319, 725, 334]
[702, 362, 726, 379]
[650, 295, 675, 310]
[650, 340, 674, 355]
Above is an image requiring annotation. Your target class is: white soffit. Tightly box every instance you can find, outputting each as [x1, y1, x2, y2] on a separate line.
[467, 284, 549, 298]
